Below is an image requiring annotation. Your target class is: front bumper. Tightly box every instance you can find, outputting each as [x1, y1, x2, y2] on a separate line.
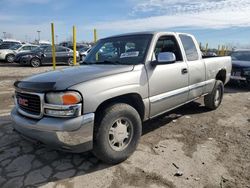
[11, 108, 95, 153]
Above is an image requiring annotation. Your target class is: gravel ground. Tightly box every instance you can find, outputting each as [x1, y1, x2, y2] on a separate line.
[0, 62, 249, 188]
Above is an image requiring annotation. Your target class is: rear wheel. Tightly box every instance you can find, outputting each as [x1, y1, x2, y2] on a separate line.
[6, 54, 15, 63]
[68, 57, 74, 66]
[93, 103, 142, 164]
[204, 80, 224, 110]
[30, 58, 41, 67]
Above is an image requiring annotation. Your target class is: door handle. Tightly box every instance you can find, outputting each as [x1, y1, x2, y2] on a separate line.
[181, 68, 188, 74]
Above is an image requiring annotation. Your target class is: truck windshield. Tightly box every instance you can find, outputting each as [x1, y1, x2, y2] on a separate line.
[84, 34, 152, 65]
[231, 51, 250, 61]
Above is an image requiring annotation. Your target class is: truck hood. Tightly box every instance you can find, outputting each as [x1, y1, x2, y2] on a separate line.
[232, 60, 250, 69]
[14, 65, 134, 92]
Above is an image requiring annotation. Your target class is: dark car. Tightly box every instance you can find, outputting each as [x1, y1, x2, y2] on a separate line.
[14, 45, 80, 67]
[60, 42, 87, 50]
[230, 50, 250, 85]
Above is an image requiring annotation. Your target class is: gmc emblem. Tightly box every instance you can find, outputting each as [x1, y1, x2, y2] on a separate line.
[18, 98, 28, 107]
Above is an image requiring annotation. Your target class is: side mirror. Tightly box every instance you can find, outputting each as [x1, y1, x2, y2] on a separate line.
[152, 52, 176, 65]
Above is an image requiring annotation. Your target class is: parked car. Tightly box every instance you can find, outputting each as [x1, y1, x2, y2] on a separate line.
[37, 40, 51, 45]
[11, 32, 231, 164]
[0, 44, 38, 63]
[0, 41, 21, 50]
[14, 45, 80, 67]
[1, 39, 21, 44]
[60, 41, 88, 51]
[79, 47, 91, 60]
[230, 49, 250, 84]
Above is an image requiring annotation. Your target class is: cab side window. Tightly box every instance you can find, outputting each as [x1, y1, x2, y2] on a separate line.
[154, 36, 183, 61]
[179, 35, 199, 61]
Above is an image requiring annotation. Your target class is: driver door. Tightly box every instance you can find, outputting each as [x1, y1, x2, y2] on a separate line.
[146, 35, 189, 117]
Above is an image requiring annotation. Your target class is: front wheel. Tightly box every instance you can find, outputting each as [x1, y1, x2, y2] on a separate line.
[93, 103, 142, 164]
[204, 80, 224, 110]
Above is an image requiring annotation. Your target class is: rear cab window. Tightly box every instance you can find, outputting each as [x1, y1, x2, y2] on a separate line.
[179, 34, 199, 61]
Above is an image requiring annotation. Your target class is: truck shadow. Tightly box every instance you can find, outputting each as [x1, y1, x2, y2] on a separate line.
[142, 101, 209, 135]
[225, 82, 250, 93]
[0, 119, 109, 187]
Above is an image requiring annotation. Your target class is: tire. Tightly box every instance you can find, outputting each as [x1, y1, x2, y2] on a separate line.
[93, 103, 142, 164]
[68, 57, 74, 66]
[204, 80, 224, 110]
[30, 58, 41, 67]
[6, 54, 15, 63]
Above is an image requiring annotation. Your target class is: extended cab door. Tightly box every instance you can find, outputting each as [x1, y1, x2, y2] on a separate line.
[179, 34, 206, 100]
[147, 35, 189, 117]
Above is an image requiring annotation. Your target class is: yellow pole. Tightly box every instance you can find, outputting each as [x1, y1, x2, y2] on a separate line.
[217, 45, 220, 56]
[205, 43, 208, 54]
[51, 23, 56, 70]
[225, 46, 228, 56]
[94, 28, 98, 60]
[94, 28, 97, 43]
[73, 26, 77, 65]
[221, 45, 225, 56]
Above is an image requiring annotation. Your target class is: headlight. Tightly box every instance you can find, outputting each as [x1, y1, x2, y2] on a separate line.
[45, 91, 82, 117]
[46, 91, 82, 105]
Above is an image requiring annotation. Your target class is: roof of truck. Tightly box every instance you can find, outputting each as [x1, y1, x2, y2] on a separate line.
[103, 31, 189, 39]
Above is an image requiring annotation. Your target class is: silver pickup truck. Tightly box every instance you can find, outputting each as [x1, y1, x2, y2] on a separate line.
[11, 32, 231, 164]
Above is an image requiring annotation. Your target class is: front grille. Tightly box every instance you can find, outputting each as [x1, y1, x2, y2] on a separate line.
[16, 92, 41, 116]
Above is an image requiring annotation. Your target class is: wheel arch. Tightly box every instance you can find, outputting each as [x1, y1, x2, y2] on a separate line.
[30, 56, 41, 66]
[5, 53, 15, 60]
[216, 69, 227, 84]
[94, 93, 145, 122]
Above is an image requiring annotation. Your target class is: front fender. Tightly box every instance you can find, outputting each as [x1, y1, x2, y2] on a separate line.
[69, 65, 148, 114]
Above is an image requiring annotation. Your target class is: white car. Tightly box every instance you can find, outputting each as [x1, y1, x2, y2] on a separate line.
[0, 44, 38, 63]
[80, 48, 91, 61]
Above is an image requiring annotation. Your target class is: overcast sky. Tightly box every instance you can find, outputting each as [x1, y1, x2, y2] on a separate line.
[0, 0, 250, 47]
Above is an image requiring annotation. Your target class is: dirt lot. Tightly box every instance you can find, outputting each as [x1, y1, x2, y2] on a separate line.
[0, 62, 249, 188]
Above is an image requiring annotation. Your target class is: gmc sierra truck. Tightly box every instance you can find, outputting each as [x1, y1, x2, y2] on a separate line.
[11, 32, 232, 164]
